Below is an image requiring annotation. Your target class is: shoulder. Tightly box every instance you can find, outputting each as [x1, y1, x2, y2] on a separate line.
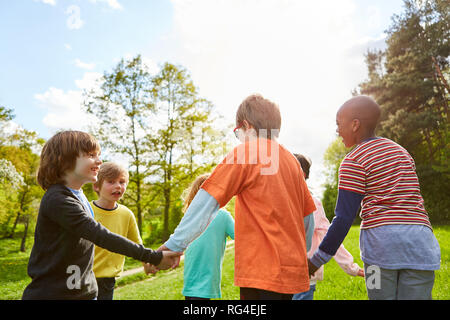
[43, 184, 78, 206]
[217, 209, 234, 221]
[117, 204, 136, 218]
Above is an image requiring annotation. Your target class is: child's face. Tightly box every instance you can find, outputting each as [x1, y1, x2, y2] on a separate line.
[336, 108, 357, 148]
[69, 151, 102, 186]
[97, 174, 128, 203]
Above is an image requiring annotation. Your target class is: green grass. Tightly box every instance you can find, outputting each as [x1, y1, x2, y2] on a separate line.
[1, 225, 449, 300]
[114, 225, 450, 300]
[0, 237, 33, 300]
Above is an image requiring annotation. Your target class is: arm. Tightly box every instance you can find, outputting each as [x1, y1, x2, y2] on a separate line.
[308, 189, 364, 274]
[164, 188, 220, 252]
[334, 244, 364, 277]
[163, 144, 252, 252]
[45, 191, 163, 266]
[309, 198, 363, 277]
[304, 213, 315, 252]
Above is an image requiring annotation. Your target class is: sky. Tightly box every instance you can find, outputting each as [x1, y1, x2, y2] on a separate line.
[0, 0, 406, 194]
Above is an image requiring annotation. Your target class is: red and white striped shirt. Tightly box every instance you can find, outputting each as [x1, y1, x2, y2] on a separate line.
[338, 137, 432, 230]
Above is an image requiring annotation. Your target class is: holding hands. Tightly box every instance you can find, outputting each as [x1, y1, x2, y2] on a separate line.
[307, 258, 319, 277]
[307, 258, 365, 278]
[144, 245, 183, 275]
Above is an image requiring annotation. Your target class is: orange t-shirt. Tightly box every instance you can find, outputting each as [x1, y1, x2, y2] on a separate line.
[201, 138, 316, 294]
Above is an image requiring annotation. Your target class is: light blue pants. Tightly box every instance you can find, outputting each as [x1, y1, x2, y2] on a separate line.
[364, 264, 435, 300]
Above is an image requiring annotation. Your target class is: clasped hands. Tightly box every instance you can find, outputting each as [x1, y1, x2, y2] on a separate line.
[307, 258, 365, 278]
[144, 244, 182, 275]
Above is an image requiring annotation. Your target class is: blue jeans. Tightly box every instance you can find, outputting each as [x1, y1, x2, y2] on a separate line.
[292, 284, 316, 300]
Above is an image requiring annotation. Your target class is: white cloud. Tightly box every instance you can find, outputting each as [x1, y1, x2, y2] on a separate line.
[89, 0, 123, 10]
[65, 5, 84, 30]
[74, 58, 96, 70]
[34, 72, 103, 133]
[34, 0, 56, 6]
[167, 0, 379, 194]
[74, 71, 103, 91]
[367, 5, 382, 29]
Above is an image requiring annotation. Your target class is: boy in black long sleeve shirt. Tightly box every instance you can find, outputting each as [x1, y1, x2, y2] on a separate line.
[22, 131, 181, 300]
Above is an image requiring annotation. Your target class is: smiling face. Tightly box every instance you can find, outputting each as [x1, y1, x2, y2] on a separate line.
[67, 151, 102, 188]
[336, 106, 359, 148]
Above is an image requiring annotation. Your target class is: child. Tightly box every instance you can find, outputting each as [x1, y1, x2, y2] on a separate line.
[91, 162, 144, 300]
[308, 96, 441, 300]
[22, 130, 181, 300]
[160, 94, 316, 300]
[181, 174, 235, 300]
[292, 153, 364, 300]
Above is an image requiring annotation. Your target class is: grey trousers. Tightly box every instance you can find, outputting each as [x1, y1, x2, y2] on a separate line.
[364, 264, 435, 300]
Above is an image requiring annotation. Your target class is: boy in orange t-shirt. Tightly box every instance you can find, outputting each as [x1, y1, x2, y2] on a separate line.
[161, 94, 316, 299]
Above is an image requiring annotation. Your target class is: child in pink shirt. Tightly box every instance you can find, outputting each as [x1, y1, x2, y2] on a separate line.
[293, 154, 364, 300]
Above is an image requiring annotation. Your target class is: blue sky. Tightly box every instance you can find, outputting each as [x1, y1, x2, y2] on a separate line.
[0, 0, 406, 192]
[1, 0, 173, 137]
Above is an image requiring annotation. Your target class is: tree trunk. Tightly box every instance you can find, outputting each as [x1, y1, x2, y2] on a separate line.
[162, 187, 171, 242]
[135, 170, 142, 234]
[8, 212, 21, 239]
[9, 189, 27, 238]
[20, 215, 29, 252]
[162, 146, 173, 242]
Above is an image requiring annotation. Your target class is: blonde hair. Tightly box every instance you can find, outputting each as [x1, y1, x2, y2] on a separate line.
[93, 162, 129, 194]
[236, 94, 281, 139]
[37, 130, 100, 190]
[183, 174, 210, 213]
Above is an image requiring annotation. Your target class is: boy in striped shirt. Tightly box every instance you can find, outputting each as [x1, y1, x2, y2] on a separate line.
[308, 95, 440, 300]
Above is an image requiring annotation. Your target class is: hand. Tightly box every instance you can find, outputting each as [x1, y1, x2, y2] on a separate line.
[144, 263, 159, 275]
[357, 268, 365, 277]
[156, 250, 183, 270]
[307, 258, 319, 277]
[157, 244, 182, 269]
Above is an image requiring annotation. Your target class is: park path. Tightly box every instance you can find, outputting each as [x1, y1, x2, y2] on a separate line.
[119, 240, 235, 278]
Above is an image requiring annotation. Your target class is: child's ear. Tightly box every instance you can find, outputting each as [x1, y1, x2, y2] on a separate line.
[352, 119, 361, 132]
[242, 120, 254, 130]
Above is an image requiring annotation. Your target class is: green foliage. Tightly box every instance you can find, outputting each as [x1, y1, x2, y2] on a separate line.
[321, 138, 350, 221]
[85, 56, 230, 241]
[84, 55, 155, 233]
[0, 105, 14, 122]
[0, 130, 44, 245]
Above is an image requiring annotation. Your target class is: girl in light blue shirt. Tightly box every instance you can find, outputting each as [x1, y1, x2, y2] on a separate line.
[181, 174, 235, 300]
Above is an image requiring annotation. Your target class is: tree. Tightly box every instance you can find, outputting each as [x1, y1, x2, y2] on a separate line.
[84, 55, 154, 233]
[147, 62, 226, 241]
[0, 159, 23, 236]
[0, 126, 44, 251]
[0, 105, 14, 122]
[356, 0, 450, 222]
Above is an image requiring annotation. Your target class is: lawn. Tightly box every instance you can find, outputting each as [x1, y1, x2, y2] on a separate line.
[1, 225, 449, 300]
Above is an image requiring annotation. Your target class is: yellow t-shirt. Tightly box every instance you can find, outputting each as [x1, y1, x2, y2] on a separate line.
[91, 201, 142, 278]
